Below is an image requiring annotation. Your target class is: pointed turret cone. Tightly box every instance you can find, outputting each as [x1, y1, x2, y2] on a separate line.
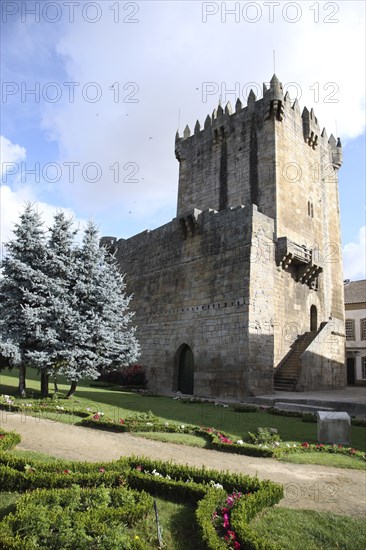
[235, 98, 242, 112]
[247, 89, 256, 105]
[225, 101, 232, 115]
[204, 114, 211, 129]
[194, 120, 201, 134]
[183, 124, 191, 138]
[292, 98, 300, 115]
[328, 134, 336, 146]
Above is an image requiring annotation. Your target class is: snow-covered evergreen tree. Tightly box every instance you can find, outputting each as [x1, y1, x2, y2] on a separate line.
[0, 206, 140, 398]
[23, 212, 78, 396]
[59, 221, 140, 397]
[0, 204, 48, 396]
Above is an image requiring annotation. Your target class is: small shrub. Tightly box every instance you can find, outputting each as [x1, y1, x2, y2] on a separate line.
[99, 365, 147, 388]
[247, 427, 281, 446]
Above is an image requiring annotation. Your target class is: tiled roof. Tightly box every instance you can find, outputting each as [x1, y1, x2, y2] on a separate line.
[344, 280, 366, 304]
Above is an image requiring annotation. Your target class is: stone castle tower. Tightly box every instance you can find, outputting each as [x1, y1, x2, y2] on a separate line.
[103, 75, 346, 399]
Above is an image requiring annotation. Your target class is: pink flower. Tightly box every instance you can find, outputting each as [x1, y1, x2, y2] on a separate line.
[301, 442, 309, 448]
[234, 541, 241, 549]
[63, 469, 70, 474]
[93, 414, 101, 420]
[119, 419, 125, 424]
[99, 467, 105, 473]
[135, 465, 142, 471]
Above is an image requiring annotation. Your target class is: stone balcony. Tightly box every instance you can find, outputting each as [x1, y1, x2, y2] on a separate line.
[276, 237, 323, 288]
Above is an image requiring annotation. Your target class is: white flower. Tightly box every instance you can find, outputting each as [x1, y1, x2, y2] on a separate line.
[56, 406, 64, 410]
[164, 422, 169, 427]
[86, 407, 92, 411]
[180, 425, 185, 429]
[210, 480, 223, 489]
[152, 469, 161, 477]
[25, 403, 32, 407]
[286, 443, 290, 448]
[146, 422, 153, 426]
[97, 412, 104, 416]
[293, 444, 297, 447]
[236, 440, 244, 445]
[166, 475, 171, 480]
[223, 404, 228, 408]
[275, 441, 280, 446]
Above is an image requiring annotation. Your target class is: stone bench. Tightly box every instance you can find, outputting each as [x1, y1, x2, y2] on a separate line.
[317, 411, 351, 445]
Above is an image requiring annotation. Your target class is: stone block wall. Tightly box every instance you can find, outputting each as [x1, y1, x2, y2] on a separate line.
[116, 204, 274, 399]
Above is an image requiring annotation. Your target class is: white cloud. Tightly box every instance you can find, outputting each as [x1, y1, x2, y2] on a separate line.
[0, 136, 26, 176]
[0, 137, 87, 249]
[343, 226, 366, 280]
[35, 0, 364, 228]
[0, 184, 87, 249]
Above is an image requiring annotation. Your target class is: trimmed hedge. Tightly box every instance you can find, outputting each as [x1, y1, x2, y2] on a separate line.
[0, 431, 21, 452]
[0, 485, 150, 549]
[0, 443, 284, 549]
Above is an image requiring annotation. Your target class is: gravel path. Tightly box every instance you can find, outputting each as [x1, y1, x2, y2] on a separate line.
[1, 412, 365, 518]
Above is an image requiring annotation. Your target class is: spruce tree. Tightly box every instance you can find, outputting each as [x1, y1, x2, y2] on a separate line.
[60, 221, 140, 397]
[0, 208, 140, 398]
[23, 212, 78, 396]
[0, 203, 47, 396]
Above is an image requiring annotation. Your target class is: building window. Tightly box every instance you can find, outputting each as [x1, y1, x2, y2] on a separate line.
[362, 357, 366, 379]
[361, 319, 366, 341]
[345, 319, 355, 340]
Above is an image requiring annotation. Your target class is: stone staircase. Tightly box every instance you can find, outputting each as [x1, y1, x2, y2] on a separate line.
[274, 331, 316, 391]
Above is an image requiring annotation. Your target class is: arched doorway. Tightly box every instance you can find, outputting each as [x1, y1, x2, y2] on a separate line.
[310, 305, 318, 332]
[177, 344, 194, 394]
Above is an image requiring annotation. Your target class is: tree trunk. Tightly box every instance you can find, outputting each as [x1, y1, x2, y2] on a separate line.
[18, 365, 27, 397]
[66, 380, 77, 398]
[40, 371, 49, 398]
[53, 376, 59, 393]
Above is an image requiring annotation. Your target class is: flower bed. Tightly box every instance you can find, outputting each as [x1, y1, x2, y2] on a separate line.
[0, 395, 89, 418]
[0, 448, 283, 549]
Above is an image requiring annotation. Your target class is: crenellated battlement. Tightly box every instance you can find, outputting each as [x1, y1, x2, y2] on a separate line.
[175, 74, 341, 160]
[175, 74, 342, 219]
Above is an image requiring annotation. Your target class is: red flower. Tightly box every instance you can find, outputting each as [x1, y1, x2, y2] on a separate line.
[63, 469, 70, 474]
[301, 442, 309, 448]
[119, 419, 125, 424]
[234, 542, 241, 549]
[93, 414, 101, 420]
[338, 444, 343, 449]
[0, 434, 5, 439]
[99, 467, 105, 473]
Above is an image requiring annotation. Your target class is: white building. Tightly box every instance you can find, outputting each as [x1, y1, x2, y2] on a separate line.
[344, 280, 366, 385]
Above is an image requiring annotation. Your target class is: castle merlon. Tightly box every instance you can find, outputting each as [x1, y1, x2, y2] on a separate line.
[175, 75, 342, 161]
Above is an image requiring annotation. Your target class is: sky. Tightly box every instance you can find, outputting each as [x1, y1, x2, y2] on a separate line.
[1, 0, 365, 280]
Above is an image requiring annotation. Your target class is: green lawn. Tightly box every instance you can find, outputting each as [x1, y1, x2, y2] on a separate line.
[1, 368, 366, 461]
[251, 507, 366, 549]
